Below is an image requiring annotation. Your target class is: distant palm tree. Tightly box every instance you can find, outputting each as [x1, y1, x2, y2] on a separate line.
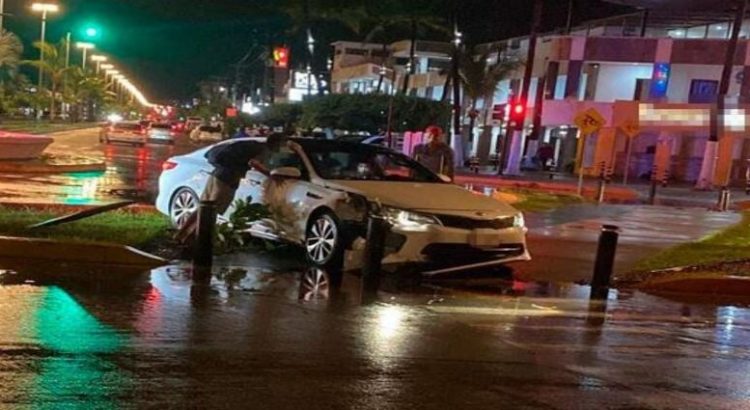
[360, 1, 448, 95]
[0, 30, 22, 74]
[65, 67, 113, 121]
[459, 47, 523, 146]
[23, 39, 74, 120]
[280, 0, 366, 94]
[0, 30, 23, 114]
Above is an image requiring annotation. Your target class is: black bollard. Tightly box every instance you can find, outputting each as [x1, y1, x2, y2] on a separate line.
[648, 179, 657, 205]
[717, 186, 731, 211]
[361, 215, 389, 304]
[590, 224, 620, 300]
[192, 200, 216, 280]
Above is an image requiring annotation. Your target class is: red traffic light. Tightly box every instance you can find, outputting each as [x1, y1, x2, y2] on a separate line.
[512, 103, 524, 115]
[273, 47, 289, 68]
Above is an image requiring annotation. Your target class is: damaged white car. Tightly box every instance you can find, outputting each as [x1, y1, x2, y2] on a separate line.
[156, 138, 530, 275]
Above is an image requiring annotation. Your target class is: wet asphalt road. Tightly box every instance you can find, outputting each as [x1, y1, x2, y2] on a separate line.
[0, 127, 197, 204]
[0, 260, 749, 409]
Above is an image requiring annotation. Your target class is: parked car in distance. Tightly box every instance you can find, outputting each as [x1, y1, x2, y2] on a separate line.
[148, 122, 177, 144]
[185, 117, 203, 131]
[156, 138, 529, 275]
[100, 122, 148, 146]
[189, 125, 224, 143]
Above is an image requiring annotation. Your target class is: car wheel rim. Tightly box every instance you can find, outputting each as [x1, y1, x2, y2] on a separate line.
[306, 216, 337, 264]
[299, 268, 330, 301]
[171, 190, 197, 227]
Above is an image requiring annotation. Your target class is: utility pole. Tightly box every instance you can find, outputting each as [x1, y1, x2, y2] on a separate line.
[504, 0, 543, 175]
[565, 0, 574, 34]
[696, 0, 747, 189]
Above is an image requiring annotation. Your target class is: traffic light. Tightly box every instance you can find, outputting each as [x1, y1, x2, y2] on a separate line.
[82, 24, 101, 40]
[510, 101, 526, 123]
[273, 47, 289, 69]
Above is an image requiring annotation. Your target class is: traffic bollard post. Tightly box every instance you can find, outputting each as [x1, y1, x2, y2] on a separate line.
[590, 224, 620, 300]
[361, 214, 389, 304]
[192, 200, 216, 280]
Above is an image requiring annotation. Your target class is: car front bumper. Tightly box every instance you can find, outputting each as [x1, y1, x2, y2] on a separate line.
[343, 223, 530, 275]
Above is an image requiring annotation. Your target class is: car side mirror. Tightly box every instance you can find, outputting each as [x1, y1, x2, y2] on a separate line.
[271, 167, 302, 179]
[438, 174, 452, 183]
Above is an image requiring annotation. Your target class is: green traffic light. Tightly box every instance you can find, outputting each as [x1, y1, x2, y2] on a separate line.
[85, 27, 98, 38]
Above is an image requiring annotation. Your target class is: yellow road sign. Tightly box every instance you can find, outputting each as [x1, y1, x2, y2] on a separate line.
[574, 108, 606, 136]
[619, 118, 640, 138]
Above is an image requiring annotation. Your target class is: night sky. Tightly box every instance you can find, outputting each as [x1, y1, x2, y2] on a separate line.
[4, 0, 632, 101]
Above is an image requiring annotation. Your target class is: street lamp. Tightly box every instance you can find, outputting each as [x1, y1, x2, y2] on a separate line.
[31, 3, 60, 89]
[90, 54, 107, 73]
[76, 42, 95, 69]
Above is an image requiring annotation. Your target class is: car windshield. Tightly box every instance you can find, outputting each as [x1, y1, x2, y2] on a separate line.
[152, 123, 171, 129]
[200, 126, 221, 132]
[302, 142, 442, 183]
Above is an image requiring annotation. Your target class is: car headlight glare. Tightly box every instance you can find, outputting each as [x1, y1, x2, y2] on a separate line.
[513, 213, 525, 228]
[381, 207, 439, 230]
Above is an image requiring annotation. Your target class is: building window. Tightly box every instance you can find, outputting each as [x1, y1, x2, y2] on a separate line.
[689, 79, 718, 104]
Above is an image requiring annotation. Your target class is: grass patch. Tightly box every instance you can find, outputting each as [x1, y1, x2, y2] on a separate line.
[506, 190, 584, 213]
[0, 205, 171, 247]
[618, 212, 750, 282]
[0, 120, 99, 135]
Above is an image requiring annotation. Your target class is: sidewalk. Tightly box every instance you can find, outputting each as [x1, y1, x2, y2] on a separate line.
[456, 167, 750, 209]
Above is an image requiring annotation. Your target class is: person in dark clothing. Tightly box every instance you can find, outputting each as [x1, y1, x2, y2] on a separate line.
[412, 125, 455, 180]
[175, 133, 288, 244]
[232, 126, 251, 139]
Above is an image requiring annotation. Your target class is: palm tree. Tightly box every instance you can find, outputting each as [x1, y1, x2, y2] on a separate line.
[0, 30, 23, 115]
[65, 67, 113, 121]
[280, 0, 366, 95]
[360, 0, 448, 95]
[23, 39, 74, 120]
[459, 47, 523, 148]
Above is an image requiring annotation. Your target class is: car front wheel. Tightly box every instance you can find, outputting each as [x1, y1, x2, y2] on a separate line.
[305, 211, 344, 270]
[170, 188, 198, 228]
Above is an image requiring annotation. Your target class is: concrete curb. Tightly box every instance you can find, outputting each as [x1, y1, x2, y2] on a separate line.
[0, 159, 106, 174]
[0, 235, 167, 269]
[454, 175, 639, 202]
[637, 275, 750, 297]
[0, 202, 158, 214]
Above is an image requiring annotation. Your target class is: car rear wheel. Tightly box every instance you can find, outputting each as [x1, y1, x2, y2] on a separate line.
[305, 211, 343, 270]
[170, 188, 198, 228]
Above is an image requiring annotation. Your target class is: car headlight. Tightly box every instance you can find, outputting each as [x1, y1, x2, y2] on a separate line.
[381, 206, 440, 231]
[513, 213, 525, 228]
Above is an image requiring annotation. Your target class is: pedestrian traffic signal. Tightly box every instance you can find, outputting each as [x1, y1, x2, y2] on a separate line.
[273, 47, 289, 69]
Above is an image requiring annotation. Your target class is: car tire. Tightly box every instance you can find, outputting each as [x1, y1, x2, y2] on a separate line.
[305, 211, 344, 270]
[170, 187, 199, 228]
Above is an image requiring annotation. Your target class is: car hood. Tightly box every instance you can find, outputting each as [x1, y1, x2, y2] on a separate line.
[324, 180, 518, 214]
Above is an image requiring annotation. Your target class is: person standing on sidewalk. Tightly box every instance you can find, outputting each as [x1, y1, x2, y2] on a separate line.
[175, 133, 288, 244]
[412, 125, 455, 181]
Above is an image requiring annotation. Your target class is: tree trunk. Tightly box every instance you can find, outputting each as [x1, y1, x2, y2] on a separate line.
[49, 81, 56, 121]
[468, 99, 477, 146]
[375, 42, 387, 93]
[401, 19, 417, 95]
[440, 70, 451, 102]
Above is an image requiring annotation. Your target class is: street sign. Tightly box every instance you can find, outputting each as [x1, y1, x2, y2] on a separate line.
[574, 108, 606, 136]
[619, 118, 640, 138]
[491, 104, 506, 121]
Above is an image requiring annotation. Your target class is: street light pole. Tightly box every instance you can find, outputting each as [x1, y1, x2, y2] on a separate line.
[38, 9, 48, 89]
[31, 3, 60, 90]
[0, 0, 5, 33]
[65, 32, 71, 67]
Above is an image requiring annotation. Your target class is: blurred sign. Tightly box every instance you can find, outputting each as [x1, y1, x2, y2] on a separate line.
[491, 104, 506, 121]
[648, 63, 671, 100]
[273, 47, 289, 68]
[619, 118, 639, 138]
[226, 107, 238, 118]
[574, 108, 605, 136]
